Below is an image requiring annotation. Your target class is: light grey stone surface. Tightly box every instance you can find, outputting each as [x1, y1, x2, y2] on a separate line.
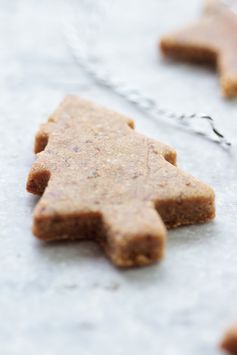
[0, 0, 237, 354]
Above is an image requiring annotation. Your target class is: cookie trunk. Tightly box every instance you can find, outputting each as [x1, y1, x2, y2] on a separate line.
[105, 232, 165, 268]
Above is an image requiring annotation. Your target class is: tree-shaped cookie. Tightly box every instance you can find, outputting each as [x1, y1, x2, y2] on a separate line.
[27, 96, 215, 267]
[160, 0, 237, 97]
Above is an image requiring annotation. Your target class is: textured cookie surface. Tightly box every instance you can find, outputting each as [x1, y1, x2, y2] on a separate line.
[27, 96, 215, 267]
[221, 324, 237, 354]
[160, 0, 237, 97]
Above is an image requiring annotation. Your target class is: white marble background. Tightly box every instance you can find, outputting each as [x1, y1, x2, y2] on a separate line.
[0, 0, 237, 354]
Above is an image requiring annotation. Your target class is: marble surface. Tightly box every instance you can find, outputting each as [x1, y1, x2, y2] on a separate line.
[0, 0, 237, 354]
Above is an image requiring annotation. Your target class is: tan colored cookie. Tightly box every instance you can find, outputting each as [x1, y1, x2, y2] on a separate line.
[221, 324, 237, 354]
[27, 96, 215, 267]
[160, 0, 237, 97]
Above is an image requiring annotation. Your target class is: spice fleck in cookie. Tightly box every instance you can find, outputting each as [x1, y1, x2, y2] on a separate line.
[221, 324, 237, 354]
[160, 0, 237, 97]
[27, 96, 215, 267]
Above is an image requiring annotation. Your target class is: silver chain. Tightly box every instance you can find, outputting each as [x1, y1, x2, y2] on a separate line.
[63, 1, 231, 147]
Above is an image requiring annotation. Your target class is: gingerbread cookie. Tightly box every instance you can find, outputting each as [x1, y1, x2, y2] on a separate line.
[221, 324, 237, 354]
[27, 96, 215, 267]
[160, 0, 237, 97]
